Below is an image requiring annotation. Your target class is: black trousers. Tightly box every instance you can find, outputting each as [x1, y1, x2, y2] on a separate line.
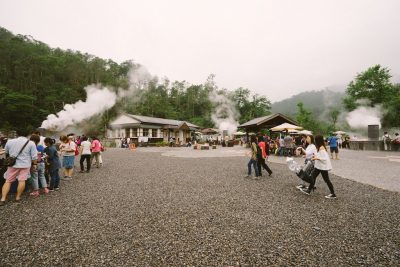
[257, 156, 272, 175]
[308, 168, 335, 194]
[80, 155, 91, 171]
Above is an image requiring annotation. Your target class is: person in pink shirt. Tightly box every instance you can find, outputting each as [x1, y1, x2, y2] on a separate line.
[91, 137, 101, 168]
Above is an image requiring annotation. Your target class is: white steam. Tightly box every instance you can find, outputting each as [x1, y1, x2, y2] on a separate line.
[41, 66, 151, 131]
[346, 105, 382, 128]
[209, 91, 239, 135]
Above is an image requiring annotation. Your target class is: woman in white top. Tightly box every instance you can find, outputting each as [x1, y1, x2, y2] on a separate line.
[300, 135, 337, 199]
[296, 135, 317, 190]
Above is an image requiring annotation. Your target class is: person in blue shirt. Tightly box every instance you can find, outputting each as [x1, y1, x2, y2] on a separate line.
[44, 137, 61, 191]
[327, 133, 339, 160]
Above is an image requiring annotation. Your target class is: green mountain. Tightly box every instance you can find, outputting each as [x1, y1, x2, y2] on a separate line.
[271, 89, 345, 120]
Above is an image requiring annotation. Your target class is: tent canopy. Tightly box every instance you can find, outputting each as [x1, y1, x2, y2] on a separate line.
[270, 123, 303, 132]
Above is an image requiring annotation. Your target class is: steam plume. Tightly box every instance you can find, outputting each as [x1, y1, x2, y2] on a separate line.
[41, 66, 151, 131]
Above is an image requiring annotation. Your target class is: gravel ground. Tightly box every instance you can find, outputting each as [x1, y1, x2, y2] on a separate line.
[0, 148, 399, 266]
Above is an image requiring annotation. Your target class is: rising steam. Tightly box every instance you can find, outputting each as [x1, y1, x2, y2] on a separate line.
[41, 66, 151, 131]
[208, 90, 240, 135]
[346, 105, 382, 128]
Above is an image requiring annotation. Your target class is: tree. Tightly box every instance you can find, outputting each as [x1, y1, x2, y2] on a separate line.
[328, 108, 340, 129]
[344, 65, 395, 111]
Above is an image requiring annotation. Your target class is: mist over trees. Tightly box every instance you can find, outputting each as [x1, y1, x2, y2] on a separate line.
[343, 65, 400, 128]
[0, 27, 271, 135]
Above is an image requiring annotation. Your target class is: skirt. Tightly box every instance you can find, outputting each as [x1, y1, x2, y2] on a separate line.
[63, 156, 75, 169]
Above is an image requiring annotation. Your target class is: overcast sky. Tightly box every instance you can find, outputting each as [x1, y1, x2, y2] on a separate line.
[1, 0, 399, 102]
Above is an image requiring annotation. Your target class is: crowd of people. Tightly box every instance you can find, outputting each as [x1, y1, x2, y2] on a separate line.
[245, 133, 337, 199]
[0, 129, 104, 206]
[382, 131, 400, 151]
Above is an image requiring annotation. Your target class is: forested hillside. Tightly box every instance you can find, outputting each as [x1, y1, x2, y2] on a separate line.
[0, 27, 271, 135]
[271, 89, 345, 120]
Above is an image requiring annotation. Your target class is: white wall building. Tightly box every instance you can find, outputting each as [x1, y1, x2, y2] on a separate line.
[108, 114, 200, 145]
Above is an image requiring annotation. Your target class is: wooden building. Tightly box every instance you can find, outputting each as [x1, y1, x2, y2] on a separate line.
[108, 114, 200, 144]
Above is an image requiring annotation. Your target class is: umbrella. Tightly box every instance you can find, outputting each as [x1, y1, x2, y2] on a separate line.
[233, 131, 246, 136]
[270, 123, 302, 132]
[297, 130, 313, 136]
[334, 131, 346, 135]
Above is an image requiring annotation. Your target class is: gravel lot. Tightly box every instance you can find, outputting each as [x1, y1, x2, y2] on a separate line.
[1, 148, 399, 266]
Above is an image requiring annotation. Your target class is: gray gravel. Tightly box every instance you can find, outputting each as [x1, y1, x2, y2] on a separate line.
[0, 148, 399, 266]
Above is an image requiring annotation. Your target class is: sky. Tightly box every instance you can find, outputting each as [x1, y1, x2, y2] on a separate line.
[1, 0, 399, 102]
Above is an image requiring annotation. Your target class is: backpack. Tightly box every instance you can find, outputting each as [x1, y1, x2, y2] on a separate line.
[256, 144, 263, 159]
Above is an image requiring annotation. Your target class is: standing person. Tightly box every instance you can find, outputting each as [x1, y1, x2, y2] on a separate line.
[295, 135, 317, 190]
[59, 135, 76, 180]
[1, 129, 38, 205]
[44, 138, 61, 191]
[245, 136, 260, 179]
[257, 136, 273, 176]
[382, 132, 391, 151]
[29, 134, 49, 197]
[327, 133, 339, 160]
[79, 136, 92, 173]
[91, 137, 101, 168]
[300, 135, 337, 199]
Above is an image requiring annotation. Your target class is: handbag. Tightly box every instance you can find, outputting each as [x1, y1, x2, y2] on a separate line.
[296, 160, 314, 183]
[5, 140, 30, 167]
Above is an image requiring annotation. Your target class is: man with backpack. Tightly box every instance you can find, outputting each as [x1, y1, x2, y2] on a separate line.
[1, 129, 38, 206]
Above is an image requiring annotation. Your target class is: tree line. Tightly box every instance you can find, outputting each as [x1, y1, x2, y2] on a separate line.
[0, 27, 271, 135]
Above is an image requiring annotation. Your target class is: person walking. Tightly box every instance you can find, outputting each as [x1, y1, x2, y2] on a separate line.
[245, 136, 260, 179]
[257, 135, 273, 176]
[1, 129, 38, 205]
[79, 136, 92, 173]
[29, 134, 49, 197]
[295, 135, 317, 190]
[300, 135, 337, 199]
[44, 137, 61, 191]
[328, 133, 339, 160]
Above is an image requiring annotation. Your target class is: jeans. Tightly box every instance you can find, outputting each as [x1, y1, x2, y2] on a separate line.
[247, 159, 260, 176]
[31, 162, 47, 190]
[308, 168, 335, 194]
[80, 155, 91, 171]
[49, 169, 60, 189]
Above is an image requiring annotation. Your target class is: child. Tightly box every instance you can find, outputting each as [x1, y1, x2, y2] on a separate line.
[300, 135, 337, 199]
[44, 137, 61, 191]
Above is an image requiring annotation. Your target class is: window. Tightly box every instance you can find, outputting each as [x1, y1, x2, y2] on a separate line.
[125, 128, 130, 137]
[132, 128, 137, 137]
[152, 129, 158, 137]
[143, 129, 148, 137]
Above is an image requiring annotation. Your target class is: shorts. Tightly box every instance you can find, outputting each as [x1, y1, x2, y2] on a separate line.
[63, 156, 75, 169]
[4, 167, 30, 182]
[330, 147, 339, 153]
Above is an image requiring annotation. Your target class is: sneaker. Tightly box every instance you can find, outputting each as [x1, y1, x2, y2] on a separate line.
[30, 191, 40, 197]
[48, 187, 54, 192]
[79, 170, 85, 173]
[244, 175, 252, 179]
[300, 188, 311, 195]
[43, 188, 49, 194]
[325, 194, 337, 199]
[0, 201, 6, 206]
[62, 176, 72, 181]
[296, 184, 306, 190]
[54, 187, 60, 191]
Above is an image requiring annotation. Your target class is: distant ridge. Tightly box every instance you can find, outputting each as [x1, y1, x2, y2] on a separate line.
[271, 88, 345, 120]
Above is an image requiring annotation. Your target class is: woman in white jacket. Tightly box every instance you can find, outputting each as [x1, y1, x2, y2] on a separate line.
[300, 135, 337, 199]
